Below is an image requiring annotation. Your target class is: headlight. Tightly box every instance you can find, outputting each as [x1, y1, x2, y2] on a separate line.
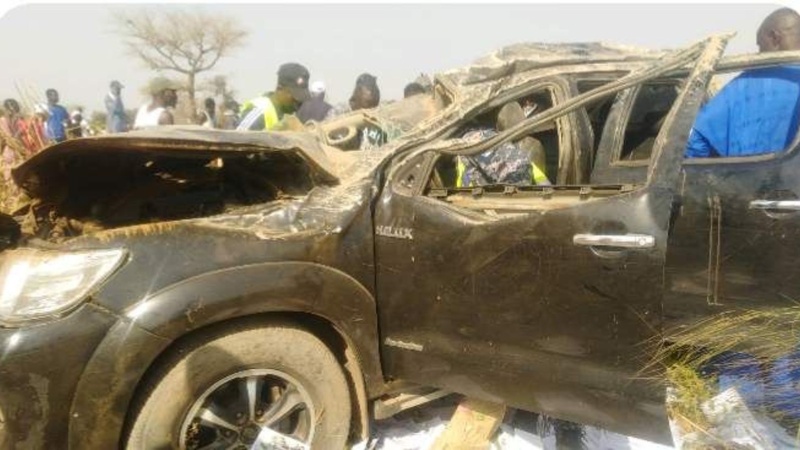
[0, 248, 127, 325]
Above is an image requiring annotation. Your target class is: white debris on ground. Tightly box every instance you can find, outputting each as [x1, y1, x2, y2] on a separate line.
[355, 396, 675, 450]
[668, 387, 798, 449]
[353, 388, 800, 450]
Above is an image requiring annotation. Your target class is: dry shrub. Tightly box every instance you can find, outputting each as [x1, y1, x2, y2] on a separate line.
[645, 306, 800, 441]
[666, 364, 716, 431]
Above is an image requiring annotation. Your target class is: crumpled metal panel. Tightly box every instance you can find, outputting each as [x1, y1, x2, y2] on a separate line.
[444, 42, 666, 86]
[194, 150, 388, 239]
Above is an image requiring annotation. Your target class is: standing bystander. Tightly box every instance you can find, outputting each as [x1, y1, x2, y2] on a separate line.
[297, 81, 333, 123]
[133, 77, 180, 129]
[44, 88, 69, 143]
[238, 63, 311, 131]
[104, 80, 128, 133]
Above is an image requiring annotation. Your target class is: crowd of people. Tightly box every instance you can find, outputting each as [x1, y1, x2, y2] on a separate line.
[99, 64, 431, 135]
[0, 86, 95, 211]
[0, 63, 432, 209]
[232, 64, 431, 133]
[0, 64, 431, 153]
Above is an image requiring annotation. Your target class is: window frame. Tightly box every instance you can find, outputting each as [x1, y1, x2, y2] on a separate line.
[410, 79, 575, 196]
[605, 52, 800, 169]
[608, 78, 686, 168]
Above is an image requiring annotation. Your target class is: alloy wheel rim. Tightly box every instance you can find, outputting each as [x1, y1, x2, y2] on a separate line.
[179, 368, 315, 450]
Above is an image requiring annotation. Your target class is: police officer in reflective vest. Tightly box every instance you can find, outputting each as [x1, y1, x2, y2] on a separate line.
[238, 63, 311, 131]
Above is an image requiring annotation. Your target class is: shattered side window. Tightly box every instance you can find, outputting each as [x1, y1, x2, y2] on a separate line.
[616, 82, 682, 163]
[428, 89, 560, 189]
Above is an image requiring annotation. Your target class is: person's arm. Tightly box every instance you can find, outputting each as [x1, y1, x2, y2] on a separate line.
[683, 76, 743, 158]
[684, 128, 716, 158]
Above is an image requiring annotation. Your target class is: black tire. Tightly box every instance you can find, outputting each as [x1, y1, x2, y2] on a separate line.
[125, 322, 351, 449]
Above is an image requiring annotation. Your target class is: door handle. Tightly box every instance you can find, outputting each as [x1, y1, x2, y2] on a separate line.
[573, 233, 655, 249]
[749, 200, 800, 212]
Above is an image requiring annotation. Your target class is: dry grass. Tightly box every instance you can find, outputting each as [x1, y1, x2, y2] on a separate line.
[656, 308, 800, 368]
[665, 364, 716, 430]
[644, 306, 800, 443]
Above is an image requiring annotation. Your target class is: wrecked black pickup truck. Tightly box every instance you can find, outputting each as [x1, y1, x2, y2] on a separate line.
[1, 34, 800, 449]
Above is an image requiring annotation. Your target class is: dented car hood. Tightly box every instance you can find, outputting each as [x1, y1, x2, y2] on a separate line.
[12, 126, 354, 195]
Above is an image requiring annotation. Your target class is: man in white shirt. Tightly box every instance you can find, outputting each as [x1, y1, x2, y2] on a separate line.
[133, 77, 180, 130]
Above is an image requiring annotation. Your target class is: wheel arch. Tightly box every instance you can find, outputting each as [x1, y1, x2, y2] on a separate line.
[70, 262, 383, 449]
[123, 313, 372, 447]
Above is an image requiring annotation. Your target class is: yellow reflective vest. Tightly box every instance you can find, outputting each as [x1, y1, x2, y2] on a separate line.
[238, 96, 279, 131]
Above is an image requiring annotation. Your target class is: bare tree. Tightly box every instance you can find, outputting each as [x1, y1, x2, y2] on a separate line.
[203, 74, 236, 105]
[114, 9, 247, 120]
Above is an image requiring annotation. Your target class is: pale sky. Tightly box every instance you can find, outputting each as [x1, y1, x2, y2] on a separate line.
[0, 2, 789, 114]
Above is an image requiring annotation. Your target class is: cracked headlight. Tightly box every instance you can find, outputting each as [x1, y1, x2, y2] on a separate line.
[0, 248, 127, 324]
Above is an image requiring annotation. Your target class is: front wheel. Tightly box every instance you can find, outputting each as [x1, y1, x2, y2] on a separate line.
[125, 323, 352, 449]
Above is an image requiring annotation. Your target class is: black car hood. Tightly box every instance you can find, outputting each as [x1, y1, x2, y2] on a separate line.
[12, 126, 354, 197]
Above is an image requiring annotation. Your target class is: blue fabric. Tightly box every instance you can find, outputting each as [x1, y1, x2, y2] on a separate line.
[685, 65, 800, 158]
[46, 104, 69, 142]
[104, 94, 127, 133]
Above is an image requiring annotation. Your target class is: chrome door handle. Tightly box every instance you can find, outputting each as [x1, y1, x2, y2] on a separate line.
[749, 200, 800, 211]
[573, 233, 655, 249]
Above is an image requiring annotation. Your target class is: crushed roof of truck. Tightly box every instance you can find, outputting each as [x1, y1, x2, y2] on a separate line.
[443, 42, 667, 85]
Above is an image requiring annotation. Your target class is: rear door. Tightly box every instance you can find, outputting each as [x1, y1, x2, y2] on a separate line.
[373, 35, 730, 440]
[588, 52, 800, 325]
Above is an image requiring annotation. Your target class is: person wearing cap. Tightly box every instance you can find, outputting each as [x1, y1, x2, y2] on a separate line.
[237, 63, 311, 131]
[104, 80, 128, 134]
[133, 77, 180, 130]
[296, 80, 333, 124]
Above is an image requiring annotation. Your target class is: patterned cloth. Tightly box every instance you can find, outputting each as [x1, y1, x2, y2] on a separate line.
[358, 125, 387, 151]
[456, 129, 548, 187]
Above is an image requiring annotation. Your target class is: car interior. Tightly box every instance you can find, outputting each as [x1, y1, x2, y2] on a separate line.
[426, 90, 559, 190]
[418, 77, 689, 215]
[618, 83, 681, 162]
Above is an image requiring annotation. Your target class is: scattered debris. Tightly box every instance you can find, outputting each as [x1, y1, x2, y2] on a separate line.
[651, 306, 800, 446]
[356, 396, 675, 450]
[430, 398, 506, 450]
[668, 387, 798, 449]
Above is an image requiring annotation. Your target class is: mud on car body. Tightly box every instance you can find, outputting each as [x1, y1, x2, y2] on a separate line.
[1, 35, 799, 449]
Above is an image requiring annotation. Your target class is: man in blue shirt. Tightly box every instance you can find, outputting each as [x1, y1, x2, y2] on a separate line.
[685, 8, 800, 158]
[44, 88, 69, 143]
